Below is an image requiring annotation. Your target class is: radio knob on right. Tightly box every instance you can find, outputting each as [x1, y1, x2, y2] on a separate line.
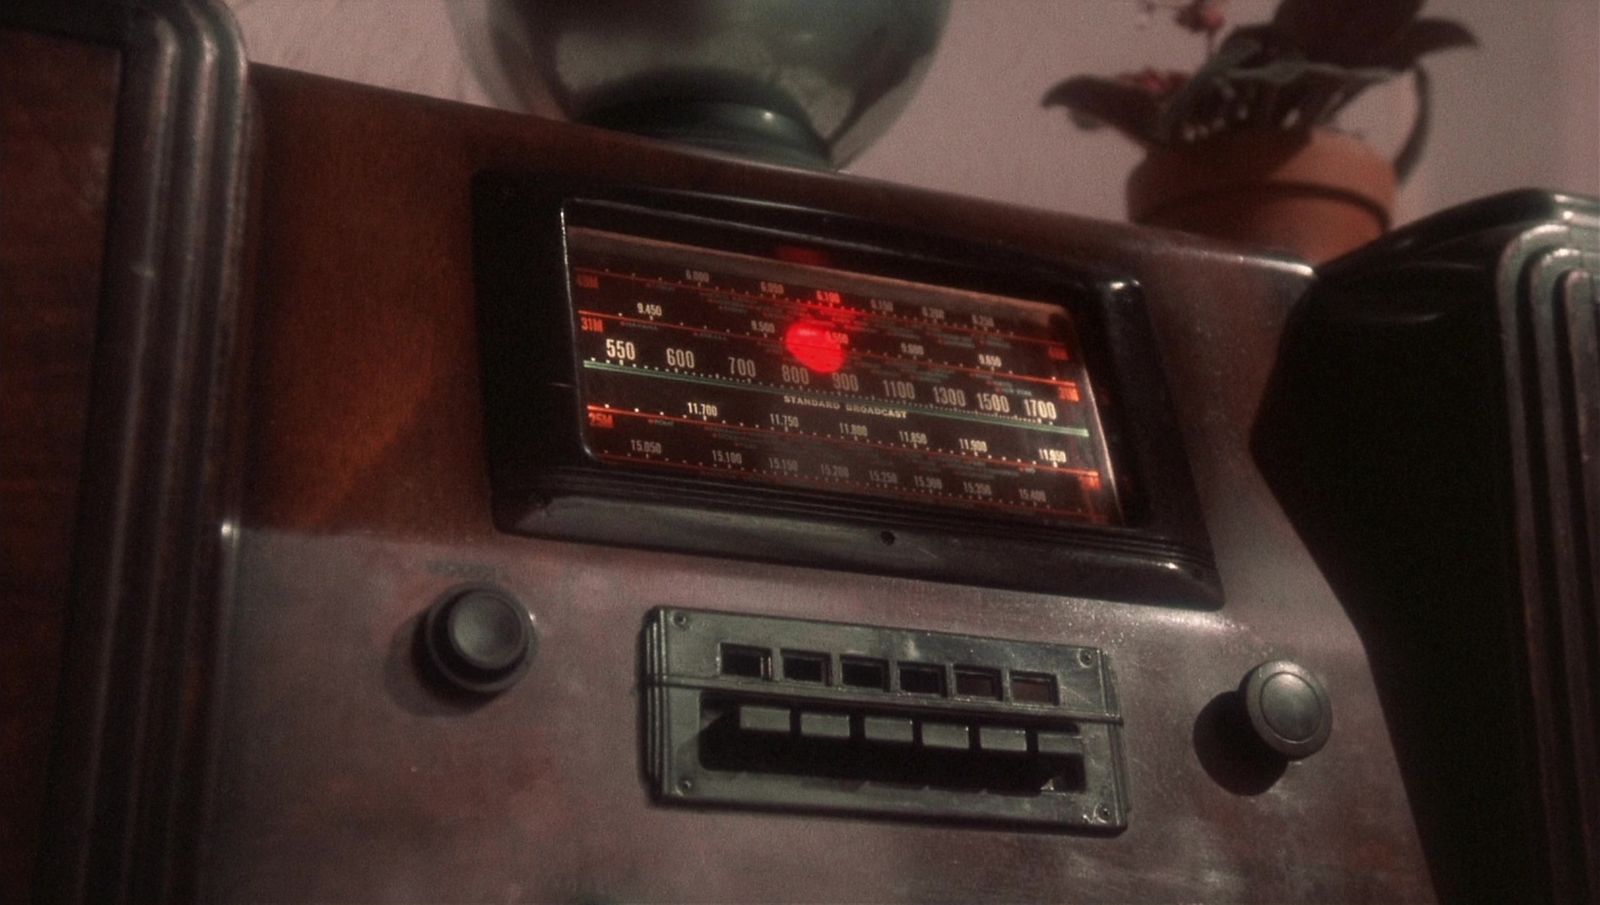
[1240, 660, 1332, 760]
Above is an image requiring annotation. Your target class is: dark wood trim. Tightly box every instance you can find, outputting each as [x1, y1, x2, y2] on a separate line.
[5, 2, 253, 902]
[0, 27, 121, 905]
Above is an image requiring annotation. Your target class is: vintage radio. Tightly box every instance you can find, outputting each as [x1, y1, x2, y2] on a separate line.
[2, 2, 1594, 903]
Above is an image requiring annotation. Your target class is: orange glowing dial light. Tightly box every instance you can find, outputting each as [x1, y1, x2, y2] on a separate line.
[783, 319, 848, 374]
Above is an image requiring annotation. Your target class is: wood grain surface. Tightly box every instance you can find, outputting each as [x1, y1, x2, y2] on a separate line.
[198, 65, 1436, 902]
[0, 28, 120, 905]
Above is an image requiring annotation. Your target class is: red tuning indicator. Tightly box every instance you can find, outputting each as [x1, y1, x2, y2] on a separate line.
[783, 319, 848, 374]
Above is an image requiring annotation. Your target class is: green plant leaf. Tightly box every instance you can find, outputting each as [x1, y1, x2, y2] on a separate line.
[1371, 18, 1479, 68]
[1155, 31, 1269, 143]
[1038, 0, 1476, 156]
[1226, 59, 1396, 88]
[1233, 58, 1312, 86]
[1041, 77, 1161, 143]
[1272, 0, 1424, 64]
[1393, 67, 1431, 181]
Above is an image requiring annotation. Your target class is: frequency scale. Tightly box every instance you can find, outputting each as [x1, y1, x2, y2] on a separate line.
[566, 227, 1116, 523]
[475, 186, 1216, 601]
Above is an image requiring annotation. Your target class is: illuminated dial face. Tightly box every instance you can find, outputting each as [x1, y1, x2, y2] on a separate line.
[564, 226, 1121, 524]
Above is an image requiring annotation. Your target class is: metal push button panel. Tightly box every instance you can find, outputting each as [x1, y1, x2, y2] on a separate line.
[642, 607, 1128, 831]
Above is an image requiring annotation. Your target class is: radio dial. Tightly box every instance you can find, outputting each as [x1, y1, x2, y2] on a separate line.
[1240, 660, 1331, 759]
[420, 586, 536, 695]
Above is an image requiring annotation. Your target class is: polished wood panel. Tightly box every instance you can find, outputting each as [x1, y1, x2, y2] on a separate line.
[0, 28, 120, 903]
[201, 65, 1436, 902]
[9, 6, 253, 902]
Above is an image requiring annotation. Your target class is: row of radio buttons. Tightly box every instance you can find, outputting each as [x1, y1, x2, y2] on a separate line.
[734, 703, 1083, 756]
[720, 643, 1065, 706]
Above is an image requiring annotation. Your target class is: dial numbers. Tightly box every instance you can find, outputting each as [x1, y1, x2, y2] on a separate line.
[564, 226, 1120, 523]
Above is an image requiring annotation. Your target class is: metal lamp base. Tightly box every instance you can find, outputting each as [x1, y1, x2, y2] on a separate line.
[582, 100, 831, 170]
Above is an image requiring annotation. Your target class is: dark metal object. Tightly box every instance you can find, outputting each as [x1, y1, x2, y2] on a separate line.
[482, 0, 950, 168]
[420, 586, 537, 694]
[1255, 189, 1600, 904]
[474, 184, 1221, 606]
[643, 607, 1128, 830]
[585, 100, 835, 171]
[1240, 660, 1331, 759]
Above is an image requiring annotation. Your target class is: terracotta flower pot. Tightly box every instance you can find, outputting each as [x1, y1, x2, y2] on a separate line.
[1126, 128, 1397, 264]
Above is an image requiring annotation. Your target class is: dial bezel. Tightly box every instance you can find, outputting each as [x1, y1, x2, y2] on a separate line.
[561, 223, 1123, 526]
[473, 173, 1219, 606]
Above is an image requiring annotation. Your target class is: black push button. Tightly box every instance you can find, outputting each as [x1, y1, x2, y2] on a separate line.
[420, 586, 535, 695]
[738, 704, 792, 735]
[979, 726, 1029, 754]
[1241, 660, 1331, 759]
[862, 716, 914, 744]
[798, 712, 851, 740]
[920, 722, 970, 750]
[1035, 730, 1083, 757]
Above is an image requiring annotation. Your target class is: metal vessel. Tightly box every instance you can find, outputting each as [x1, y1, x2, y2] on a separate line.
[477, 0, 951, 167]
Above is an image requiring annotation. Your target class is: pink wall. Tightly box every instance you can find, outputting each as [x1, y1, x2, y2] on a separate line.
[229, 0, 1598, 227]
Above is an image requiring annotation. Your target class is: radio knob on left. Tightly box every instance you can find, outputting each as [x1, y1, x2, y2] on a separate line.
[419, 586, 536, 695]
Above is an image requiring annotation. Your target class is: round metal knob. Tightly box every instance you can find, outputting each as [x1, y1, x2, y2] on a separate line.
[1240, 660, 1331, 759]
[420, 586, 535, 694]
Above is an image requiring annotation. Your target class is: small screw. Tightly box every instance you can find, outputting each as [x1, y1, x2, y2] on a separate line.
[1078, 649, 1096, 667]
[678, 778, 695, 793]
[672, 612, 689, 628]
[1095, 803, 1112, 822]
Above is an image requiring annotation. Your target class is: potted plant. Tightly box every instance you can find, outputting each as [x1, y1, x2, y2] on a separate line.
[1043, 0, 1476, 262]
